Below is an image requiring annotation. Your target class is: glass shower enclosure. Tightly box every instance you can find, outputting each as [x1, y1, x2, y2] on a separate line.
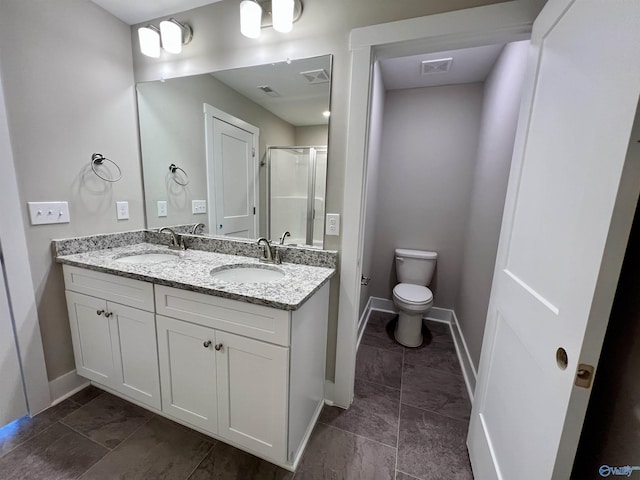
[267, 146, 327, 247]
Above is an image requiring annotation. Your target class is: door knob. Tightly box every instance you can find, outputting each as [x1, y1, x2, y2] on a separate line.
[203, 340, 212, 348]
[214, 343, 223, 351]
[96, 309, 105, 316]
[104, 312, 113, 318]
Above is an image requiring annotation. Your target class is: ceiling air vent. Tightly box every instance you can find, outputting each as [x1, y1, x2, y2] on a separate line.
[300, 69, 330, 84]
[257, 85, 281, 97]
[421, 58, 453, 75]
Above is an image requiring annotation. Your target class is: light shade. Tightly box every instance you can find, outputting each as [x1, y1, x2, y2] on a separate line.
[240, 0, 262, 39]
[272, 0, 294, 33]
[160, 19, 184, 54]
[138, 25, 161, 58]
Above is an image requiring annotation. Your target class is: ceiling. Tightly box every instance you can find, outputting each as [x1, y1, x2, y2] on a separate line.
[380, 44, 505, 90]
[91, 0, 223, 25]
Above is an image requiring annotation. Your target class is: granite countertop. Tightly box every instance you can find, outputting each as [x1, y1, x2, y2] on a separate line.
[56, 243, 335, 310]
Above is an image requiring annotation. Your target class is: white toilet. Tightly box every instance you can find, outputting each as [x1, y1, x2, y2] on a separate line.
[392, 248, 437, 347]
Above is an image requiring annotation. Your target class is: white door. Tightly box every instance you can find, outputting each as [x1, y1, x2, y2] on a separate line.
[0, 255, 27, 427]
[216, 330, 288, 461]
[110, 302, 161, 410]
[156, 315, 218, 433]
[207, 114, 257, 238]
[468, 2, 640, 480]
[66, 291, 116, 388]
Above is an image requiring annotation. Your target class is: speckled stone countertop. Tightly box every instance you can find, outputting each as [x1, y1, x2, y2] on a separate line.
[56, 243, 335, 310]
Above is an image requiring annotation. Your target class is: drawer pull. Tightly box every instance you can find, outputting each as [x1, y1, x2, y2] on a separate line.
[215, 343, 223, 351]
[96, 309, 105, 316]
[104, 312, 113, 318]
[203, 340, 212, 348]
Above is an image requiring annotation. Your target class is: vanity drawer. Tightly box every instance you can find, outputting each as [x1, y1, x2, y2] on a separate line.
[63, 265, 155, 312]
[155, 285, 290, 346]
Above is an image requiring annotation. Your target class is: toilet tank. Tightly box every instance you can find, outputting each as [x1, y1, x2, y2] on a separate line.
[395, 249, 437, 286]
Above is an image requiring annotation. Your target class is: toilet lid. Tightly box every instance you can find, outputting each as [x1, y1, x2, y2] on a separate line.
[394, 283, 433, 304]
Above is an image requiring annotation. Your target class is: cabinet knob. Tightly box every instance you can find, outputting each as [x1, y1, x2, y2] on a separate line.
[203, 340, 212, 348]
[96, 309, 105, 316]
[104, 312, 113, 318]
[215, 343, 223, 351]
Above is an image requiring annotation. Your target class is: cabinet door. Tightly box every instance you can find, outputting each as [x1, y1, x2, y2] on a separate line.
[156, 315, 218, 433]
[110, 302, 161, 410]
[216, 331, 289, 461]
[65, 291, 116, 387]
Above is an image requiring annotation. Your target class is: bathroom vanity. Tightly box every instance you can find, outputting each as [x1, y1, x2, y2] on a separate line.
[55, 234, 335, 470]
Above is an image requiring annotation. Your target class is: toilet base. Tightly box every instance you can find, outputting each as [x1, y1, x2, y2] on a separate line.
[394, 311, 424, 348]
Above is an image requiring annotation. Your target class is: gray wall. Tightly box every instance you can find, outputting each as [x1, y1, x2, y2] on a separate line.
[0, 0, 144, 381]
[368, 83, 484, 308]
[138, 74, 295, 233]
[359, 62, 386, 315]
[455, 41, 529, 369]
[295, 125, 329, 146]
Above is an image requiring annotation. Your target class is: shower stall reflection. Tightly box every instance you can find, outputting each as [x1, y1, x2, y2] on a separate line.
[267, 146, 327, 247]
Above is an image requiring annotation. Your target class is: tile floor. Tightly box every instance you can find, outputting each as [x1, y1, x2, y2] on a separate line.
[0, 311, 473, 480]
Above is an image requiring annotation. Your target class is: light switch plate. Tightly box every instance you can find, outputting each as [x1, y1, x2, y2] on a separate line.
[192, 200, 207, 214]
[157, 201, 167, 217]
[325, 213, 340, 236]
[116, 201, 129, 220]
[28, 201, 70, 225]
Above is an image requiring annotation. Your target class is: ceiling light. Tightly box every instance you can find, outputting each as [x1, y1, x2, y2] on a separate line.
[138, 25, 161, 58]
[159, 18, 192, 54]
[240, 0, 262, 39]
[272, 0, 294, 33]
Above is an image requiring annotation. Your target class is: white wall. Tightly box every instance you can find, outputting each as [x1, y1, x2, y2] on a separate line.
[138, 74, 294, 232]
[455, 41, 529, 369]
[359, 62, 386, 315]
[368, 83, 484, 308]
[0, 1, 144, 381]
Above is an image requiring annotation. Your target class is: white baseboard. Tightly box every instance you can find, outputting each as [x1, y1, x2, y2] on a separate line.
[362, 297, 477, 404]
[324, 380, 335, 406]
[48, 370, 89, 405]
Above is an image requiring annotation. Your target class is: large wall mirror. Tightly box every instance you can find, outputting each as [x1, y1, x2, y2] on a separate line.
[137, 55, 332, 248]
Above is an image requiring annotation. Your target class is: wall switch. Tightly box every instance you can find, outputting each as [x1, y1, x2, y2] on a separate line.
[325, 213, 340, 236]
[192, 200, 207, 214]
[116, 201, 129, 220]
[157, 201, 167, 217]
[28, 201, 70, 225]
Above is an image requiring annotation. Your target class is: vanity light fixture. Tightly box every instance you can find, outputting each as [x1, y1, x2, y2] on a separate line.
[159, 18, 192, 54]
[138, 25, 161, 58]
[240, 0, 303, 39]
[138, 19, 192, 58]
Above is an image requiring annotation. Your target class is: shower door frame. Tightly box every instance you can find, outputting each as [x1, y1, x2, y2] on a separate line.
[266, 146, 327, 246]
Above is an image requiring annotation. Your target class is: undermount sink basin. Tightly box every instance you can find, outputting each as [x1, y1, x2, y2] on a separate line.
[210, 264, 285, 283]
[114, 252, 179, 264]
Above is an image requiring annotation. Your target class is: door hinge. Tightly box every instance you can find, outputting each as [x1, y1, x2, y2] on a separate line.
[252, 147, 256, 158]
[575, 364, 594, 388]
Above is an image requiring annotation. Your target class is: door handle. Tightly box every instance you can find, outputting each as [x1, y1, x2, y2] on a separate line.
[214, 343, 223, 351]
[203, 340, 212, 348]
[96, 309, 105, 316]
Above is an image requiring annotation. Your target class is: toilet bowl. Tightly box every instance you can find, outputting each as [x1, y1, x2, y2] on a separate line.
[393, 283, 433, 347]
[392, 248, 437, 347]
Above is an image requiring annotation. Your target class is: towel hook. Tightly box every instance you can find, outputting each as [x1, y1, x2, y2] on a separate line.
[90, 153, 122, 182]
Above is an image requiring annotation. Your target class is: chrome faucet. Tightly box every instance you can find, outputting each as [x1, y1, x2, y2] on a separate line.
[159, 227, 186, 250]
[191, 223, 205, 235]
[279, 231, 291, 245]
[257, 237, 281, 264]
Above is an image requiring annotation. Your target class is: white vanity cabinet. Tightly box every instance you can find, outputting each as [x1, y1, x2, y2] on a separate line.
[63, 266, 161, 410]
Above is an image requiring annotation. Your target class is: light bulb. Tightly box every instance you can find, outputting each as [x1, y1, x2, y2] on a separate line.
[240, 0, 262, 39]
[138, 26, 160, 58]
[272, 0, 294, 33]
[160, 19, 183, 54]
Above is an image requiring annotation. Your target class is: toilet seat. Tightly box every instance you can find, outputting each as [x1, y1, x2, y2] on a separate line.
[393, 283, 433, 305]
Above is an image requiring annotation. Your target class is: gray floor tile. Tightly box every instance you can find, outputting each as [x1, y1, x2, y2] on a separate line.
[360, 312, 403, 352]
[404, 339, 462, 376]
[401, 364, 470, 421]
[355, 344, 403, 389]
[61, 392, 152, 449]
[0, 399, 81, 458]
[397, 404, 473, 480]
[396, 472, 421, 480]
[295, 423, 396, 480]
[68, 385, 105, 405]
[319, 379, 400, 447]
[81, 417, 213, 479]
[423, 321, 454, 344]
[188, 441, 292, 479]
[0, 422, 108, 480]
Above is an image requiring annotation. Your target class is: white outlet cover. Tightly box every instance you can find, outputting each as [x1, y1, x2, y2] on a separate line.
[28, 201, 70, 225]
[116, 201, 129, 220]
[325, 213, 340, 236]
[157, 200, 167, 217]
[192, 200, 207, 214]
